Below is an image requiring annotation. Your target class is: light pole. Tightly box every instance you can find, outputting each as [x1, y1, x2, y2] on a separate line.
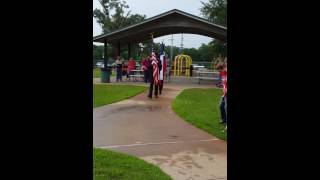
[168, 34, 174, 81]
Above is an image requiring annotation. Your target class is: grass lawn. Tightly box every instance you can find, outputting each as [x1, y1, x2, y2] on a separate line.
[94, 148, 172, 180]
[93, 68, 115, 78]
[93, 84, 147, 107]
[172, 88, 227, 140]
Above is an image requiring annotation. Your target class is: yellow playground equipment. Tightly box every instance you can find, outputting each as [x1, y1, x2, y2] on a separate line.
[173, 54, 192, 76]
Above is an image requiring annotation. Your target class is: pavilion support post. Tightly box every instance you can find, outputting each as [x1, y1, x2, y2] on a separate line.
[128, 42, 131, 59]
[137, 43, 139, 60]
[104, 40, 108, 67]
[101, 40, 110, 83]
[117, 41, 121, 57]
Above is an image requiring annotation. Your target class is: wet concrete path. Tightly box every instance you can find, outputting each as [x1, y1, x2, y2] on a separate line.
[93, 84, 227, 180]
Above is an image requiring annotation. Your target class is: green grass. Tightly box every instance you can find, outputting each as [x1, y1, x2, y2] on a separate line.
[93, 68, 101, 78]
[94, 148, 172, 180]
[93, 84, 147, 107]
[93, 68, 115, 78]
[172, 88, 227, 140]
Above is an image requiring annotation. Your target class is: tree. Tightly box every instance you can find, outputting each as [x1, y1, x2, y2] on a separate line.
[94, 0, 147, 61]
[94, 0, 146, 34]
[200, 0, 227, 59]
[93, 44, 116, 63]
[198, 43, 213, 62]
[183, 48, 201, 62]
[93, 45, 103, 66]
[210, 39, 227, 58]
[200, 0, 227, 26]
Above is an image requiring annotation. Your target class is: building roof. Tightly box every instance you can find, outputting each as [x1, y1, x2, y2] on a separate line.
[93, 9, 227, 45]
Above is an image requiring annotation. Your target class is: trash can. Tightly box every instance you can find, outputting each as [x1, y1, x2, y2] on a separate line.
[101, 66, 112, 83]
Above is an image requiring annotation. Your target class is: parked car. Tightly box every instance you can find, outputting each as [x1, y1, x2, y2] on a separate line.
[96, 61, 104, 68]
[96, 61, 112, 68]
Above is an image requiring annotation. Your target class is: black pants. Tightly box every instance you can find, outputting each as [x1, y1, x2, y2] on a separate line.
[116, 68, 122, 82]
[220, 96, 227, 123]
[159, 80, 163, 94]
[148, 79, 159, 97]
[144, 70, 149, 83]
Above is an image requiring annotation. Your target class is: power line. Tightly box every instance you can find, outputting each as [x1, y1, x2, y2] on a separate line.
[169, 34, 174, 62]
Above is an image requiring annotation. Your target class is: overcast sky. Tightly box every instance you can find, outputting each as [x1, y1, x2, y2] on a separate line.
[93, 0, 212, 48]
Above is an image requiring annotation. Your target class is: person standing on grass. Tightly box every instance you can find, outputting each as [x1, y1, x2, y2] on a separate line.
[215, 54, 224, 87]
[147, 52, 162, 98]
[115, 56, 123, 82]
[218, 59, 227, 130]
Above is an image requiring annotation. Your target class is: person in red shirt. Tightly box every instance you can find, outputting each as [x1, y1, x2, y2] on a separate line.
[215, 54, 224, 87]
[218, 59, 227, 130]
[127, 57, 136, 81]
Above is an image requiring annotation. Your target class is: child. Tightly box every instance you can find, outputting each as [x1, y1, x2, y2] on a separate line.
[215, 55, 224, 88]
[218, 59, 227, 130]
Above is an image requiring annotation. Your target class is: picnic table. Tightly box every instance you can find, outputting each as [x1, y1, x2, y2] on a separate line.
[196, 71, 220, 84]
[129, 70, 144, 81]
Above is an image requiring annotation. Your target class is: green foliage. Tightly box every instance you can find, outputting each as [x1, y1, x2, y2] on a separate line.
[200, 0, 227, 26]
[200, 0, 227, 59]
[93, 84, 147, 107]
[93, 68, 115, 78]
[94, 0, 146, 34]
[94, 148, 172, 180]
[93, 0, 146, 61]
[93, 45, 103, 61]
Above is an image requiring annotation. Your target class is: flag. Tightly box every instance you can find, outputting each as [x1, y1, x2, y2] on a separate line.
[160, 42, 165, 55]
[159, 43, 165, 80]
[151, 52, 159, 85]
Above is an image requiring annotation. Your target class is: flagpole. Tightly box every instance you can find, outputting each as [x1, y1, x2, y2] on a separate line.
[150, 32, 154, 53]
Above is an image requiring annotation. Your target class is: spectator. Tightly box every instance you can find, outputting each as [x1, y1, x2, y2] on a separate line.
[127, 57, 136, 81]
[141, 57, 149, 83]
[215, 54, 224, 87]
[115, 56, 123, 82]
[219, 60, 227, 131]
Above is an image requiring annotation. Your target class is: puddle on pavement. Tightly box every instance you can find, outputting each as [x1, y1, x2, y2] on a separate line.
[144, 105, 161, 112]
[169, 135, 179, 138]
[107, 104, 162, 114]
[142, 150, 227, 180]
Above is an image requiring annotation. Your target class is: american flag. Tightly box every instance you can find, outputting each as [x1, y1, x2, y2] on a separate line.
[160, 42, 165, 55]
[151, 52, 159, 85]
[159, 43, 165, 80]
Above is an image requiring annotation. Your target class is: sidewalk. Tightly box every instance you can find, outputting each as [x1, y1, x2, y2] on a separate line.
[93, 83, 227, 180]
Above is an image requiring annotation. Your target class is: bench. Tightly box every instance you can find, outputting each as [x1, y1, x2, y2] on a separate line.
[129, 70, 144, 81]
[196, 71, 220, 84]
